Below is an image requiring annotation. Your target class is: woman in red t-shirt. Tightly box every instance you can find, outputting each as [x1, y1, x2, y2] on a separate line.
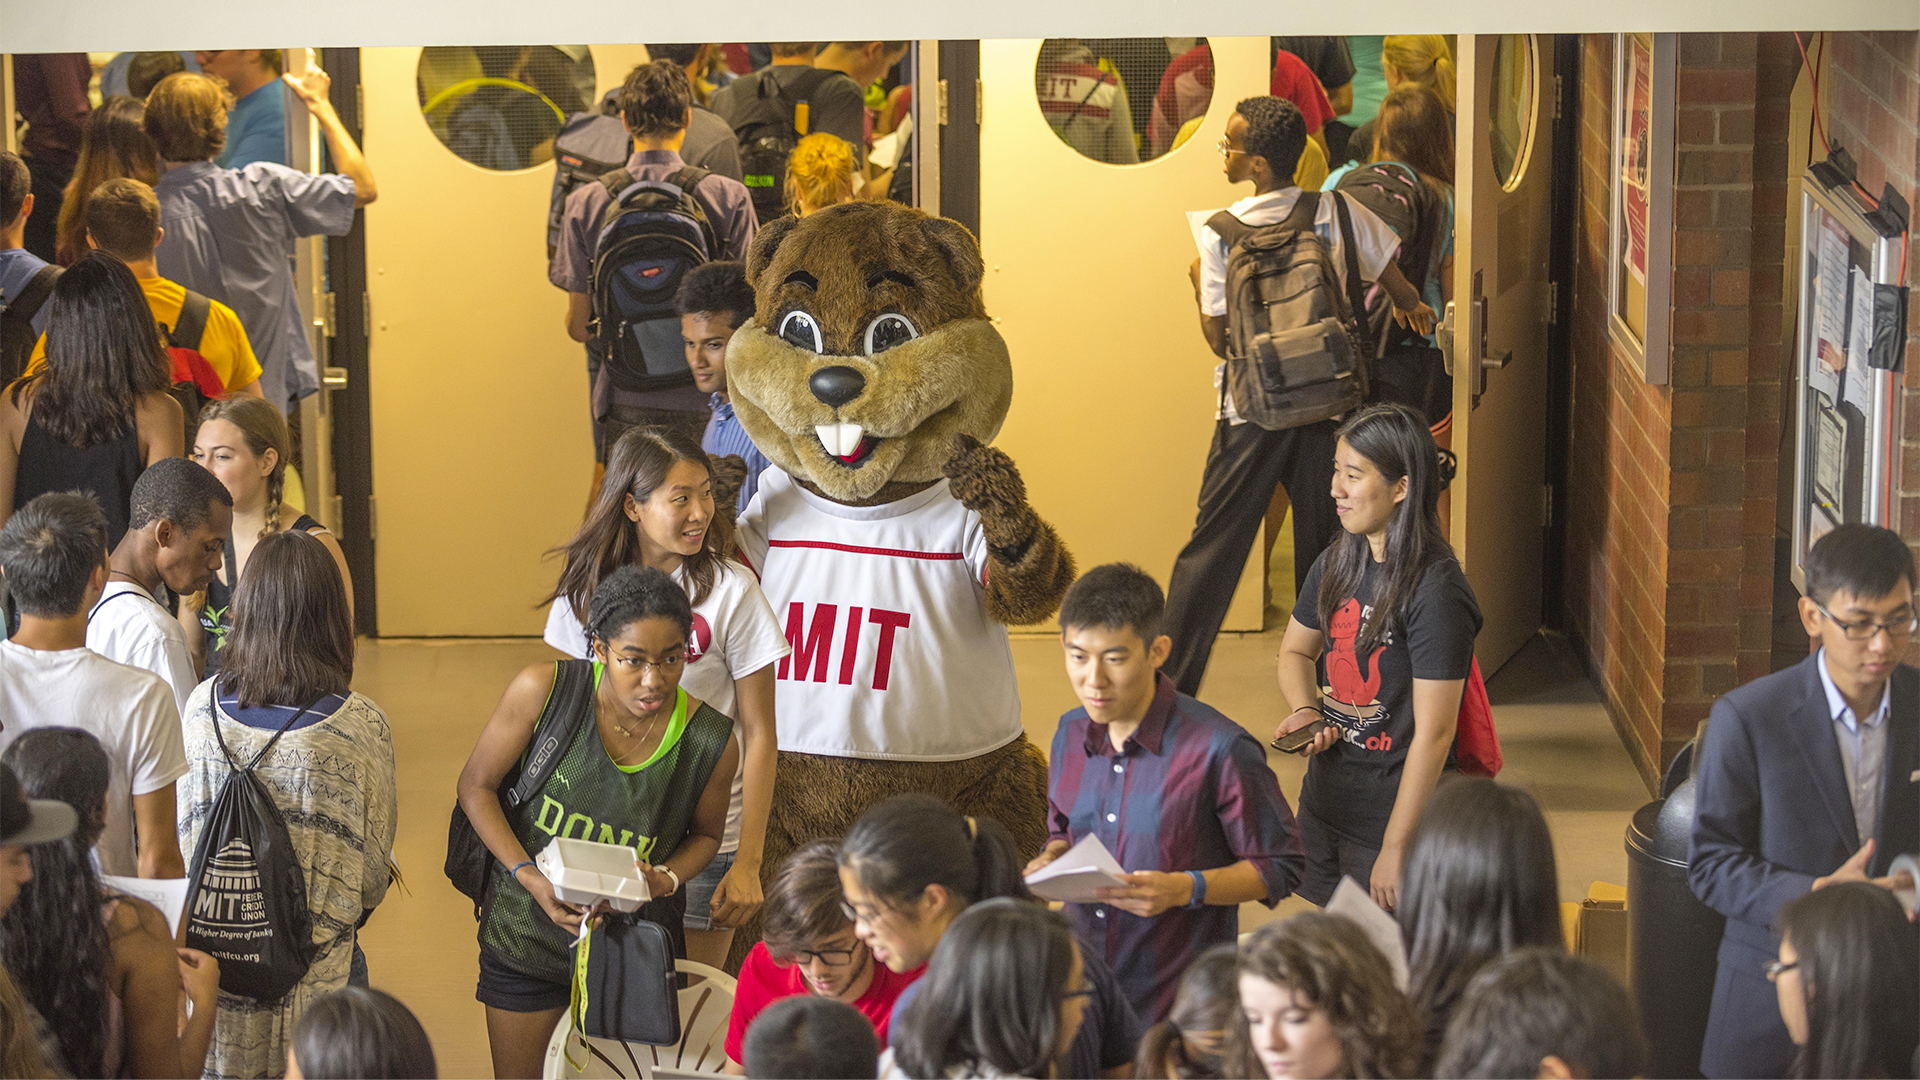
[723, 840, 922, 1073]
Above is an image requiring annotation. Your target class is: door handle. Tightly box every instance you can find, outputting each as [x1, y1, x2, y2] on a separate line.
[1481, 350, 1513, 371]
[1438, 301, 1457, 376]
[323, 366, 349, 389]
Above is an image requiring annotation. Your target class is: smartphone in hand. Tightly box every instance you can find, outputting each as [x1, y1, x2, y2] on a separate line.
[1271, 718, 1330, 754]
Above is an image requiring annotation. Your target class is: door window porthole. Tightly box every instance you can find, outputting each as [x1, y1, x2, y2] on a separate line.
[418, 46, 595, 171]
[1035, 39, 1213, 165]
[1490, 35, 1538, 191]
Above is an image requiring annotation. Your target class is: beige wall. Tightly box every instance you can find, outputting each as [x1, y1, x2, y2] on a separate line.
[362, 45, 648, 635]
[981, 38, 1272, 631]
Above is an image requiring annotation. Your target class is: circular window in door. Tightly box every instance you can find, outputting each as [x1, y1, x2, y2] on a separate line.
[418, 46, 596, 171]
[1035, 38, 1213, 165]
[1489, 35, 1538, 191]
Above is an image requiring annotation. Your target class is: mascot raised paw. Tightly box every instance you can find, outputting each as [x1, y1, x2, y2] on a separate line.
[725, 202, 1074, 960]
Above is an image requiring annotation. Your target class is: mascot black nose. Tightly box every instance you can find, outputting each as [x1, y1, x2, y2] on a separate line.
[810, 366, 867, 409]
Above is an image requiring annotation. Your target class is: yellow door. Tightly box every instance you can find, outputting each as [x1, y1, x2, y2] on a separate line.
[1449, 34, 1556, 670]
[981, 37, 1274, 631]
[362, 45, 647, 635]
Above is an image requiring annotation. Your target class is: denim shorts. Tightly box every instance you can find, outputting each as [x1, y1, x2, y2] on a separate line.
[681, 851, 735, 931]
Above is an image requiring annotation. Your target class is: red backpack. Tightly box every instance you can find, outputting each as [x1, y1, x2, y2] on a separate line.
[161, 290, 229, 445]
[1454, 657, 1503, 776]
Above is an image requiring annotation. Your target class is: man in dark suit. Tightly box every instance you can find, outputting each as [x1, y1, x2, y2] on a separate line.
[1690, 524, 1919, 1078]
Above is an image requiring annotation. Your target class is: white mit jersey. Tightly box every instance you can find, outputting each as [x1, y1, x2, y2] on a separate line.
[737, 468, 1023, 762]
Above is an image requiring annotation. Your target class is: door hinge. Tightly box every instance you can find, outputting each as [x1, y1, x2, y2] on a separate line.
[1552, 74, 1563, 121]
[320, 291, 337, 338]
[362, 290, 371, 340]
[1545, 280, 1559, 326]
[1542, 483, 1554, 528]
[355, 82, 365, 125]
[937, 80, 949, 126]
[367, 495, 377, 542]
[975, 79, 984, 125]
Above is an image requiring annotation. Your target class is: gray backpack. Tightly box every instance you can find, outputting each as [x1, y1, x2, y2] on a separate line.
[1208, 191, 1372, 430]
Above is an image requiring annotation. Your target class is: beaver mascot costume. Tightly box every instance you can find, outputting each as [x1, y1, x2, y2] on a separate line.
[719, 201, 1073, 964]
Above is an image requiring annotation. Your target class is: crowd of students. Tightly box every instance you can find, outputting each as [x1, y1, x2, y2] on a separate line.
[0, 38, 1914, 1080]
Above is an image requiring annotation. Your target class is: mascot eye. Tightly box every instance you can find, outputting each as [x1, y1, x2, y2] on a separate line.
[864, 313, 920, 355]
[778, 311, 824, 353]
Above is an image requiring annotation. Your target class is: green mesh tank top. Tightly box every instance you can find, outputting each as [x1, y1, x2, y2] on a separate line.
[479, 667, 734, 983]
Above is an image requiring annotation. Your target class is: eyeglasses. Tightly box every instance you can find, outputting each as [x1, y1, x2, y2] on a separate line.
[614, 654, 687, 676]
[839, 899, 887, 925]
[785, 946, 858, 966]
[1216, 139, 1245, 159]
[1814, 602, 1918, 641]
[1764, 959, 1799, 982]
[1062, 987, 1095, 1002]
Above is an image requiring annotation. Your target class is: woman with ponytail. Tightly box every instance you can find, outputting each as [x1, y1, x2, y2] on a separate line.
[1274, 404, 1482, 915]
[1380, 36, 1455, 114]
[0, 727, 221, 1078]
[840, 793, 1146, 1079]
[544, 424, 787, 972]
[182, 395, 351, 676]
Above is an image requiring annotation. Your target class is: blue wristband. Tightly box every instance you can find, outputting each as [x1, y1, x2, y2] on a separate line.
[1186, 870, 1208, 908]
[510, 860, 536, 880]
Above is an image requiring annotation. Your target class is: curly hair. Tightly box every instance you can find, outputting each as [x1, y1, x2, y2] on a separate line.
[0, 729, 116, 1079]
[144, 72, 234, 162]
[585, 563, 694, 647]
[673, 260, 757, 328]
[785, 133, 858, 216]
[620, 60, 693, 139]
[1230, 912, 1425, 1080]
[1233, 96, 1306, 180]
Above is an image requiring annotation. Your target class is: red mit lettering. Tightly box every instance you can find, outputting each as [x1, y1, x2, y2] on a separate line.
[778, 602, 913, 690]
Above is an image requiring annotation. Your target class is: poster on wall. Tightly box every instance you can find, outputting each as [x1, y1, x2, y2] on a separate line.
[1622, 34, 1652, 284]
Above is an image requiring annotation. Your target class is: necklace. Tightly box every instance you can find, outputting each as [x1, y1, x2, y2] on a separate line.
[608, 701, 668, 764]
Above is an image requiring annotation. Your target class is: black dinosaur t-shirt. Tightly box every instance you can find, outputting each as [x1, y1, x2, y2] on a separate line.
[1292, 550, 1482, 846]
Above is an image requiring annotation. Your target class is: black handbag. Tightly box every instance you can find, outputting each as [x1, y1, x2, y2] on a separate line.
[574, 910, 682, 1047]
[445, 660, 595, 915]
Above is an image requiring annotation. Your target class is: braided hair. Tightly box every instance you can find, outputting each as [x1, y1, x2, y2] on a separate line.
[585, 564, 693, 651]
[196, 396, 290, 539]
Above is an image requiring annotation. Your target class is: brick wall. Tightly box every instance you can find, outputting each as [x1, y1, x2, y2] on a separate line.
[1823, 32, 1920, 662]
[1566, 34, 1799, 786]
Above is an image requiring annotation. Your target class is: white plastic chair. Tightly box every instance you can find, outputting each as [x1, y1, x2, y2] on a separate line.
[543, 959, 738, 1079]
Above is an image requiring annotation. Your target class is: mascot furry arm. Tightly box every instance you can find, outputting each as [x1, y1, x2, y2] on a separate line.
[941, 433, 1075, 625]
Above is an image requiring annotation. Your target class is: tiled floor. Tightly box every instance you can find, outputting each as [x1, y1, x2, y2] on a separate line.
[354, 628, 1652, 1078]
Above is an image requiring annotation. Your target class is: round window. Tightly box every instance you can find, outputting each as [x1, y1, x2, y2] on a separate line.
[418, 46, 596, 171]
[1035, 38, 1213, 165]
[1489, 35, 1537, 191]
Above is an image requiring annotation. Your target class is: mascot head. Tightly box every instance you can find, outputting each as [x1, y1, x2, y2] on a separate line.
[725, 202, 1013, 503]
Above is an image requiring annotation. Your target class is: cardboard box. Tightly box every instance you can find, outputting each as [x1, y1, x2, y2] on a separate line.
[1576, 881, 1630, 987]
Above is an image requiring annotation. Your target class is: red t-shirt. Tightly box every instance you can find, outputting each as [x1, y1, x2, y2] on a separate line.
[723, 942, 923, 1064]
[1270, 50, 1336, 134]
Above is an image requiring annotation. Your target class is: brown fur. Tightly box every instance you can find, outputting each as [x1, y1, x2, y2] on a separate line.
[721, 203, 1073, 970]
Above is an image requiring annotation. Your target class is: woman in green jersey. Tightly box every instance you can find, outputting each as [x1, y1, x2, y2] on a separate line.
[459, 564, 740, 1079]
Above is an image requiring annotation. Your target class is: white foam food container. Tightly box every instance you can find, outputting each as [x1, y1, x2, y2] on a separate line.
[535, 836, 651, 912]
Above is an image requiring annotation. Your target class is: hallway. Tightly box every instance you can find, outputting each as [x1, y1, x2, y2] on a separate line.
[355, 628, 1650, 1077]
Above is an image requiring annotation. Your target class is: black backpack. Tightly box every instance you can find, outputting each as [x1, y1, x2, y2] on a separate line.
[547, 92, 631, 262]
[728, 67, 838, 224]
[445, 659, 595, 917]
[587, 168, 718, 395]
[0, 264, 60, 385]
[1208, 191, 1373, 431]
[181, 697, 327, 1003]
[1334, 162, 1446, 349]
[162, 289, 226, 448]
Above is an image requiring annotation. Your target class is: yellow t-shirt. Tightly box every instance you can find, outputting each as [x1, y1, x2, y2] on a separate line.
[28, 275, 264, 393]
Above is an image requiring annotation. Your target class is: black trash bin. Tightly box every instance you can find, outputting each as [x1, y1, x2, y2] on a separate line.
[1627, 759, 1726, 1080]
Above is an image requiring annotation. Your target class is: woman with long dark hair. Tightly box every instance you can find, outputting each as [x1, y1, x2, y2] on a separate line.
[176, 530, 397, 1078]
[0, 727, 220, 1078]
[1231, 912, 1424, 1080]
[461, 564, 738, 1079]
[1134, 944, 1240, 1079]
[544, 424, 785, 970]
[1395, 777, 1563, 1057]
[839, 793, 1144, 1079]
[1275, 403, 1482, 914]
[884, 898, 1091, 1079]
[0, 251, 183, 545]
[55, 96, 161, 266]
[1772, 882, 1919, 1080]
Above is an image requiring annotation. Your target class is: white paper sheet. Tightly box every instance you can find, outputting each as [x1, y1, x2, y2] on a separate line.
[1326, 876, 1410, 990]
[1844, 267, 1876, 414]
[868, 116, 912, 171]
[1024, 833, 1130, 904]
[1187, 208, 1224, 256]
[1809, 214, 1850, 402]
[101, 875, 189, 938]
[1890, 854, 1918, 917]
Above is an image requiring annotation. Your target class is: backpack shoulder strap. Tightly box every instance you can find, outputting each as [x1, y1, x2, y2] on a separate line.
[668, 167, 722, 254]
[506, 660, 595, 809]
[781, 67, 838, 102]
[1329, 192, 1374, 348]
[8, 265, 61, 322]
[598, 167, 637, 200]
[171, 290, 212, 352]
[1205, 210, 1253, 250]
[1281, 190, 1322, 232]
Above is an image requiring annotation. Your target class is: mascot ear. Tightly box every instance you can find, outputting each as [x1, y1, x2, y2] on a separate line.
[745, 214, 801, 290]
[920, 216, 986, 298]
